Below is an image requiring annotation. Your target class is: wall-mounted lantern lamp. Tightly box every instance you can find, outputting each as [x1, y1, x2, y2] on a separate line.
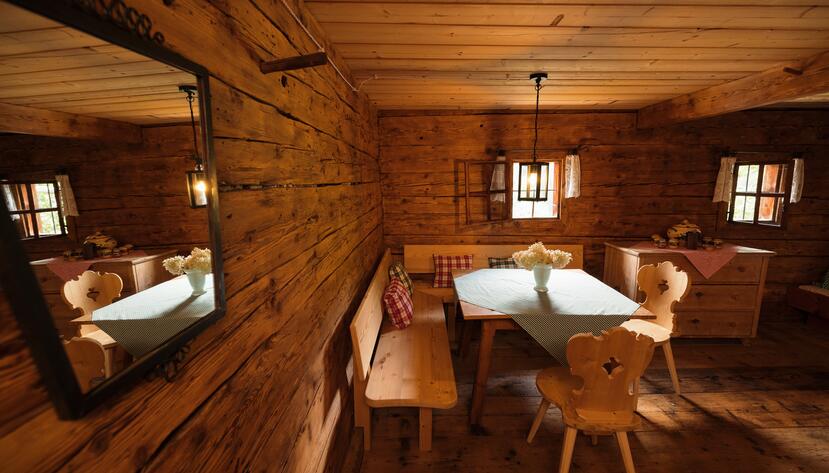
[180, 85, 208, 208]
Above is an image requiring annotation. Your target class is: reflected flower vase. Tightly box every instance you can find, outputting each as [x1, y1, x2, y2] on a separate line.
[533, 264, 552, 293]
[185, 270, 207, 296]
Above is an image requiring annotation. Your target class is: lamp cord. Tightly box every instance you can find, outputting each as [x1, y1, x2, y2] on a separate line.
[185, 91, 201, 167]
[532, 79, 541, 163]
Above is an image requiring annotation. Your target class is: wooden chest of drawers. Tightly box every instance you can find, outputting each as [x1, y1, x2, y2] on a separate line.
[29, 250, 176, 338]
[603, 242, 774, 339]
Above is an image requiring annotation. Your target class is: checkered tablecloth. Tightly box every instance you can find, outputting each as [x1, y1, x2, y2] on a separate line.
[93, 274, 215, 357]
[454, 269, 640, 365]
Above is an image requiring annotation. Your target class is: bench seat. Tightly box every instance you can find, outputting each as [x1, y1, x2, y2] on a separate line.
[366, 291, 457, 409]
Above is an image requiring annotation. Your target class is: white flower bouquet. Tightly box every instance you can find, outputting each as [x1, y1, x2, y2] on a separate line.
[512, 242, 572, 269]
[163, 247, 213, 275]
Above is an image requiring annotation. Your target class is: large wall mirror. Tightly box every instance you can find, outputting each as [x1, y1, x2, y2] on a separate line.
[0, 0, 225, 418]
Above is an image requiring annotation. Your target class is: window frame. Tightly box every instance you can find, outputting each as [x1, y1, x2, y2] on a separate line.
[726, 158, 793, 228]
[2, 180, 68, 239]
[508, 157, 564, 221]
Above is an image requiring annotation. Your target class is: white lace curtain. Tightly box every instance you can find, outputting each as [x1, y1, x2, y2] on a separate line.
[712, 157, 736, 203]
[564, 152, 580, 199]
[56, 174, 79, 216]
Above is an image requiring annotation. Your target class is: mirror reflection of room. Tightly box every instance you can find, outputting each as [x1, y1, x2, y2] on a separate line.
[0, 2, 215, 392]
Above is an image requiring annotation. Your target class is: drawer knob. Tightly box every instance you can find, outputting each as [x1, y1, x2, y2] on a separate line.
[695, 291, 704, 298]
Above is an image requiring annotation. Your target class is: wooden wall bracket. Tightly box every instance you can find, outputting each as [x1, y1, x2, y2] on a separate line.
[260, 52, 328, 74]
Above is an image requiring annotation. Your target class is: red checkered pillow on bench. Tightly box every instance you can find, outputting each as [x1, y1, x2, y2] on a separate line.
[432, 254, 473, 288]
[383, 278, 414, 329]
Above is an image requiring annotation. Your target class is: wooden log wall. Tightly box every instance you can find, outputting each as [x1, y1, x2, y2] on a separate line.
[0, 1, 381, 472]
[379, 110, 829, 316]
[0, 126, 208, 260]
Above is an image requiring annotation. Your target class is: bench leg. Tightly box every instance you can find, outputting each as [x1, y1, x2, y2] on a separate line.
[354, 378, 372, 450]
[419, 407, 432, 451]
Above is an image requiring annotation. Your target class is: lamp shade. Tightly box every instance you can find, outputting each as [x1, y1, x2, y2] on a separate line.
[517, 161, 549, 201]
[186, 168, 208, 208]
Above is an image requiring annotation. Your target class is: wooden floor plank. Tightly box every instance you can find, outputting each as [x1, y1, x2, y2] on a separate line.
[361, 318, 829, 472]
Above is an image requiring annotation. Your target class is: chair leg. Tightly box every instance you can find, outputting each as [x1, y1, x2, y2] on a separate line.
[591, 434, 599, 446]
[526, 399, 550, 444]
[558, 426, 578, 473]
[662, 341, 681, 395]
[615, 431, 636, 473]
[419, 407, 432, 451]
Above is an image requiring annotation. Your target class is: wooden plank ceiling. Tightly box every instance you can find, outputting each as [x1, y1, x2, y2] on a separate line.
[0, 2, 196, 125]
[306, 0, 829, 110]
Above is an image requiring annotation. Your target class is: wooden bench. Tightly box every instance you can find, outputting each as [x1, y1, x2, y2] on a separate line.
[350, 249, 457, 451]
[403, 244, 585, 341]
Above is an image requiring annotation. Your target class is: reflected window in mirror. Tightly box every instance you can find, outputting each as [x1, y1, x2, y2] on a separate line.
[2, 180, 67, 239]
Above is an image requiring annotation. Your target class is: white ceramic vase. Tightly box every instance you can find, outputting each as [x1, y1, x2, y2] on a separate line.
[186, 270, 207, 296]
[533, 264, 552, 293]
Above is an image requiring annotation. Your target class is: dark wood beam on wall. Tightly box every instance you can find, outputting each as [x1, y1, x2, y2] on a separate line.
[637, 50, 829, 128]
[260, 52, 328, 74]
[0, 102, 142, 143]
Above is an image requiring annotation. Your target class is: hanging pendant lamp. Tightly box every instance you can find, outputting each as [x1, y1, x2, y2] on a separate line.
[180, 85, 208, 208]
[517, 72, 549, 202]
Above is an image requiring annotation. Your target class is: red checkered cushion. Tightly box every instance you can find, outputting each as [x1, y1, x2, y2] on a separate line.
[383, 278, 414, 329]
[432, 254, 473, 288]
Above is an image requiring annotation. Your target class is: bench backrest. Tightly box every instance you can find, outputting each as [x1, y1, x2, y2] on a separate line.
[403, 244, 584, 274]
[350, 249, 392, 384]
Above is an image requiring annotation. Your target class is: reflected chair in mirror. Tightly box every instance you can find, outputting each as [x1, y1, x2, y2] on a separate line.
[61, 271, 124, 377]
[527, 327, 656, 473]
[61, 270, 123, 336]
[620, 261, 690, 394]
[63, 337, 107, 391]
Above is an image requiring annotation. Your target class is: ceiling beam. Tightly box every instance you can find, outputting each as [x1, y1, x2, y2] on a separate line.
[0, 102, 142, 143]
[637, 50, 829, 129]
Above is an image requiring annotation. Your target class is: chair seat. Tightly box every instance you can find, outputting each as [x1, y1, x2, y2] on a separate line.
[536, 366, 583, 408]
[621, 319, 671, 343]
[82, 329, 118, 349]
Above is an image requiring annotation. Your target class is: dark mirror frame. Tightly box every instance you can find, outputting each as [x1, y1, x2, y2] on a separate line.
[0, 0, 226, 419]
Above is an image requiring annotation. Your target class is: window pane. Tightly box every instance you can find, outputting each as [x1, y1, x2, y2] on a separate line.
[33, 182, 58, 209]
[35, 211, 62, 236]
[2, 183, 30, 211]
[732, 195, 758, 222]
[736, 165, 748, 192]
[758, 196, 783, 224]
[746, 164, 759, 191]
[761, 164, 787, 194]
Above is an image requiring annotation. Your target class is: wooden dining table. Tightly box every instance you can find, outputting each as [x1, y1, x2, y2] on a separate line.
[453, 269, 654, 426]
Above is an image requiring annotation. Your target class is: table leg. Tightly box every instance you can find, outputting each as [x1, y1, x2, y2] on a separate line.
[470, 320, 496, 425]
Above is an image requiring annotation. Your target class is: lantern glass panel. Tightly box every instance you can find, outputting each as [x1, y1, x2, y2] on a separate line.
[517, 162, 549, 201]
[186, 169, 208, 208]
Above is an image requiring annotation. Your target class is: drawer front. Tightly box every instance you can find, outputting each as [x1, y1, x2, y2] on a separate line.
[677, 284, 758, 311]
[639, 254, 763, 285]
[675, 310, 755, 338]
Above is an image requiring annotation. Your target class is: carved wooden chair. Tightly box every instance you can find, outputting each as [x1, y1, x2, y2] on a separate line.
[527, 327, 656, 473]
[620, 261, 690, 394]
[62, 270, 123, 336]
[63, 337, 107, 391]
[62, 271, 123, 377]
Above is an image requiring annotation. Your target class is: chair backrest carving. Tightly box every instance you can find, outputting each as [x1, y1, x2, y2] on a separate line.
[637, 261, 690, 332]
[61, 270, 124, 317]
[567, 327, 656, 424]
